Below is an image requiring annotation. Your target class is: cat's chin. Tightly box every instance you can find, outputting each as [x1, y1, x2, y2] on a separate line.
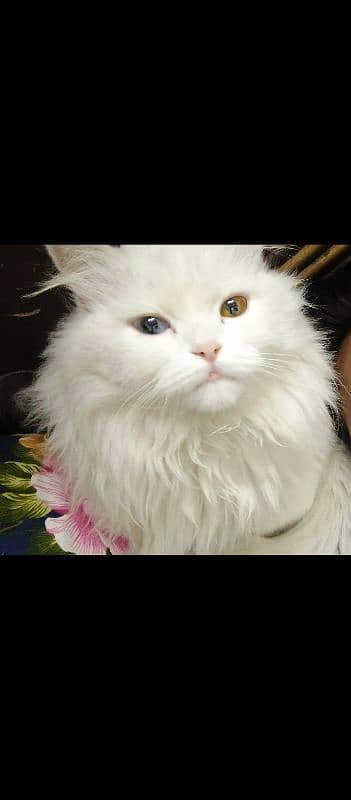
[185, 378, 244, 413]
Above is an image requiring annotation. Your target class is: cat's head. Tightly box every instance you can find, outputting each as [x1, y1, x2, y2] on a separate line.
[44, 244, 309, 416]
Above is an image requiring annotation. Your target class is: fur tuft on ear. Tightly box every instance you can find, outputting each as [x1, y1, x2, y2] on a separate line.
[47, 245, 111, 272]
[27, 245, 115, 304]
[262, 245, 300, 269]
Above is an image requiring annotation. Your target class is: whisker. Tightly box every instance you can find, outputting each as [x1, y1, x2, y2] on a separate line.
[259, 355, 297, 358]
[260, 356, 296, 364]
[133, 385, 160, 411]
[333, 373, 351, 401]
[262, 362, 292, 370]
[257, 367, 285, 379]
[114, 378, 157, 417]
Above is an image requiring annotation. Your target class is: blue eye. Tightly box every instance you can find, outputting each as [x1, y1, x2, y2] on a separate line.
[138, 316, 170, 335]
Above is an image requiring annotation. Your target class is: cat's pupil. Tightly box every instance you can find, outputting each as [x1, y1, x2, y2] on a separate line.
[142, 317, 161, 334]
[225, 299, 239, 315]
[137, 315, 169, 335]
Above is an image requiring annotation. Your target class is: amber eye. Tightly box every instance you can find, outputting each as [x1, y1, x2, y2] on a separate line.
[220, 296, 248, 317]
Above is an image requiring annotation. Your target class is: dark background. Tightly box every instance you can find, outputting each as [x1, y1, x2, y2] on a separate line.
[0, 246, 68, 433]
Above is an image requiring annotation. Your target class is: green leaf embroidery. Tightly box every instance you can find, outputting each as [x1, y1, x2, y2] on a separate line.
[26, 530, 69, 556]
[0, 491, 50, 528]
[0, 461, 40, 491]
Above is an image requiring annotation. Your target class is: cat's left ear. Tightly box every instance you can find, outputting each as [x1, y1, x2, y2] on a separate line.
[262, 245, 299, 269]
[46, 245, 112, 272]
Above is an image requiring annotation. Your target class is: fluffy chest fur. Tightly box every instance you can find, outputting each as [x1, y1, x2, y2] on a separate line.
[94, 415, 327, 555]
[39, 386, 333, 555]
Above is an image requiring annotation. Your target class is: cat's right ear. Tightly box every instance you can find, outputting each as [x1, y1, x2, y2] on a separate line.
[46, 245, 111, 271]
[47, 245, 76, 270]
[40, 245, 114, 306]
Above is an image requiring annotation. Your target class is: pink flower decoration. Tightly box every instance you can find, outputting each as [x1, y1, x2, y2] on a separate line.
[31, 461, 131, 556]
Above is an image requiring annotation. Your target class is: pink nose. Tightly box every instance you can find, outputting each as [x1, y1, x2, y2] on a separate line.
[193, 344, 222, 363]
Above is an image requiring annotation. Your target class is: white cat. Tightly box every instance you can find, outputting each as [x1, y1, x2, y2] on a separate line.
[25, 245, 351, 554]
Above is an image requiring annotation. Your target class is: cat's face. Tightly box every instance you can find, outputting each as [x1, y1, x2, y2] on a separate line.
[47, 245, 305, 415]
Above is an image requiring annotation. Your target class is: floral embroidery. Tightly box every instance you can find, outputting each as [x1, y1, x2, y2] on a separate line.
[0, 434, 131, 555]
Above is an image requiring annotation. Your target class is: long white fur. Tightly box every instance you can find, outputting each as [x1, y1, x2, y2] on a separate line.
[24, 245, 351, 554]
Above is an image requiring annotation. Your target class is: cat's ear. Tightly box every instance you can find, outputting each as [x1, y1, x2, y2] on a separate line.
[46, 245, 112, 272]
[40, 245, 115, 306]
[262, 245, 299, 269]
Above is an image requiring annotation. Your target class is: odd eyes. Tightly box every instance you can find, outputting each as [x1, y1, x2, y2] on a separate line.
[220, 296, 248, 317]
[137, 316, 170, 335]
[135, 296, 248, 335]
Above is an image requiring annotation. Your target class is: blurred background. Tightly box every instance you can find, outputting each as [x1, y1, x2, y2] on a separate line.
[0, 246, 68, 433]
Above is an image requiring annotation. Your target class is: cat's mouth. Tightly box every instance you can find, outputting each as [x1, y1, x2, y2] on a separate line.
[189, 365, 242, 412]
[202, 366, 231, 384]
[207, 368, 224, 382]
